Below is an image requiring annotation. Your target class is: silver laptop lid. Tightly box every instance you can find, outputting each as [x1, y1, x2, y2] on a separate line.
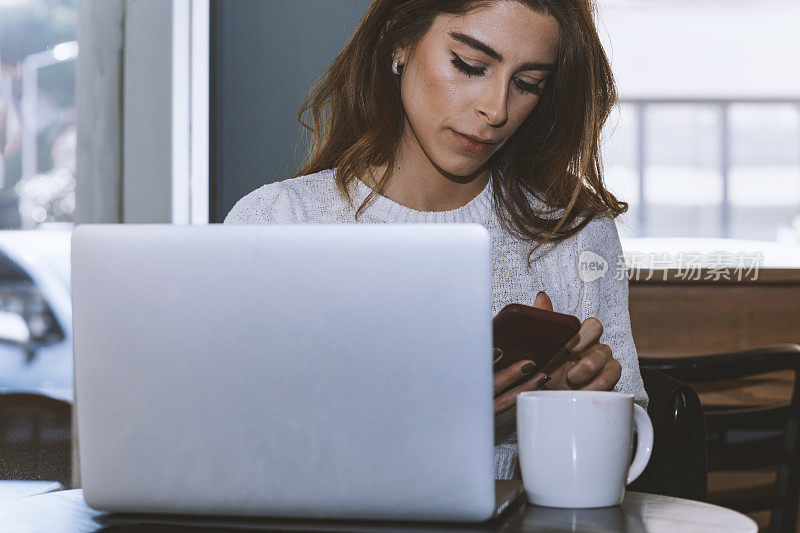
[72, 224, 496, 521]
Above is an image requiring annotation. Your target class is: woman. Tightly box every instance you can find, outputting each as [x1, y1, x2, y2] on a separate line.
[225, 0, 648, 480]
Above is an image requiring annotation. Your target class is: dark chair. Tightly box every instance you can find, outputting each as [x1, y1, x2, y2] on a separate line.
[628, 367, 708, 502]
[0, 393, 72, 487]
[641, 343, 800, 533]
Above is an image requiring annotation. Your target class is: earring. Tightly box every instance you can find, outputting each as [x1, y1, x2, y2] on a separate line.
[391, 57, 403, 75]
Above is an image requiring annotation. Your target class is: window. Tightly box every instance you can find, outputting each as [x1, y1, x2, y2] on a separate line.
[602, 101, 800, 243]
[597, 0, 800, 270]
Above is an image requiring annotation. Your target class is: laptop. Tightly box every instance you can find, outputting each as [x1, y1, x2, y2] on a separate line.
[72, 223, 523, 523]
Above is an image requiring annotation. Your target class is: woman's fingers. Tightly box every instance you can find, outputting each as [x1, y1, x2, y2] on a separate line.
[565, 343, 619, 389]
[577, 356, 622, 391]
[541, 316, 604, 376]
[530, 291, 603, 357]
[532, 291, 553, 311]
[494, 360, 538, 395]
[563, 316, 604, 354]
[494, 373, 550, 415]
[492, 347, 504, 365]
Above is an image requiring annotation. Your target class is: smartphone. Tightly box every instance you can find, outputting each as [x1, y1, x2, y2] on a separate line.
[492, 303, 581, 372]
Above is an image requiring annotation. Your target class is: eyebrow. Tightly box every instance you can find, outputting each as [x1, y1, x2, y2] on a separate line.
[447, 31, 557, 72]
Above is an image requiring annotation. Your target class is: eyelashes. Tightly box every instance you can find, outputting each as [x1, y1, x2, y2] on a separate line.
[449, 51, 545, 96]
[450, 52, 486, 77]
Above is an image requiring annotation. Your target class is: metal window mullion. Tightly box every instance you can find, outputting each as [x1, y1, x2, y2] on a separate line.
[636, 102, 647, 236]
[720, 102, 730, 239]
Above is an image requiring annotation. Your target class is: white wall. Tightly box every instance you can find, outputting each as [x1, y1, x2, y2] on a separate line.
[596, 0, 800, 98]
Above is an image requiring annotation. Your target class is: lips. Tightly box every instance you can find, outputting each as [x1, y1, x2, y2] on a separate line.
[451, 129, 499, 154]
[459, 131, 498, 144]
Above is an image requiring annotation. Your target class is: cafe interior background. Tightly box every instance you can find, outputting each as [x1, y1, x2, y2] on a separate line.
[0, 0, 799, 530]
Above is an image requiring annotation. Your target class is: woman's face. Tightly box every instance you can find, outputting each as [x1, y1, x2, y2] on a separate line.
[396, 1, 559, 178]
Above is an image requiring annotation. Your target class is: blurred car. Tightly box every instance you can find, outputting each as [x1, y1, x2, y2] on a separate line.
[0, 230, 72, 402]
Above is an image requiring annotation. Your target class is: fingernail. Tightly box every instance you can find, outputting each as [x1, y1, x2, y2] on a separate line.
[536, 290, 546, 297]
[521, 363, 537, 374]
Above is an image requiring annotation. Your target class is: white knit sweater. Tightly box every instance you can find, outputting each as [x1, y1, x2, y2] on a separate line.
[224, 168, 649, 480]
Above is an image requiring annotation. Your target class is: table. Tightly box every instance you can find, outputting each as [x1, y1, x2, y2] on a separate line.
[0, 488, 758, 532]
[0, 480, 62, 504]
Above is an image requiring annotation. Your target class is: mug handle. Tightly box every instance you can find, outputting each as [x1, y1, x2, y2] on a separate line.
[626, 404, 654, 485]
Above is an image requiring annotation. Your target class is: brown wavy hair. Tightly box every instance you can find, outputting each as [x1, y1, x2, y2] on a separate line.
[292, 0, 628, 265]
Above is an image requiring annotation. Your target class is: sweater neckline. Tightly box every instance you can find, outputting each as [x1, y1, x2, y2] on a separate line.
[349, 171, 494, 223]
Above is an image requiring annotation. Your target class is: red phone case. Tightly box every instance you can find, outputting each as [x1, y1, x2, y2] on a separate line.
[492, 303, 581, 371]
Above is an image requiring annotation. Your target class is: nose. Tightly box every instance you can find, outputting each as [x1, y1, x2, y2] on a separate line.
[476, 78, 509, 127]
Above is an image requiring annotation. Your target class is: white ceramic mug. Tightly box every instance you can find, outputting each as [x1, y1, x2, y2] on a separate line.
[516, 390, 653, 508]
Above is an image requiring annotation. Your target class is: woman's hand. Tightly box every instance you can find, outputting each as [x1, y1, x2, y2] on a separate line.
[493, 359, 550, 416]
[533, 291, 622, 392]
